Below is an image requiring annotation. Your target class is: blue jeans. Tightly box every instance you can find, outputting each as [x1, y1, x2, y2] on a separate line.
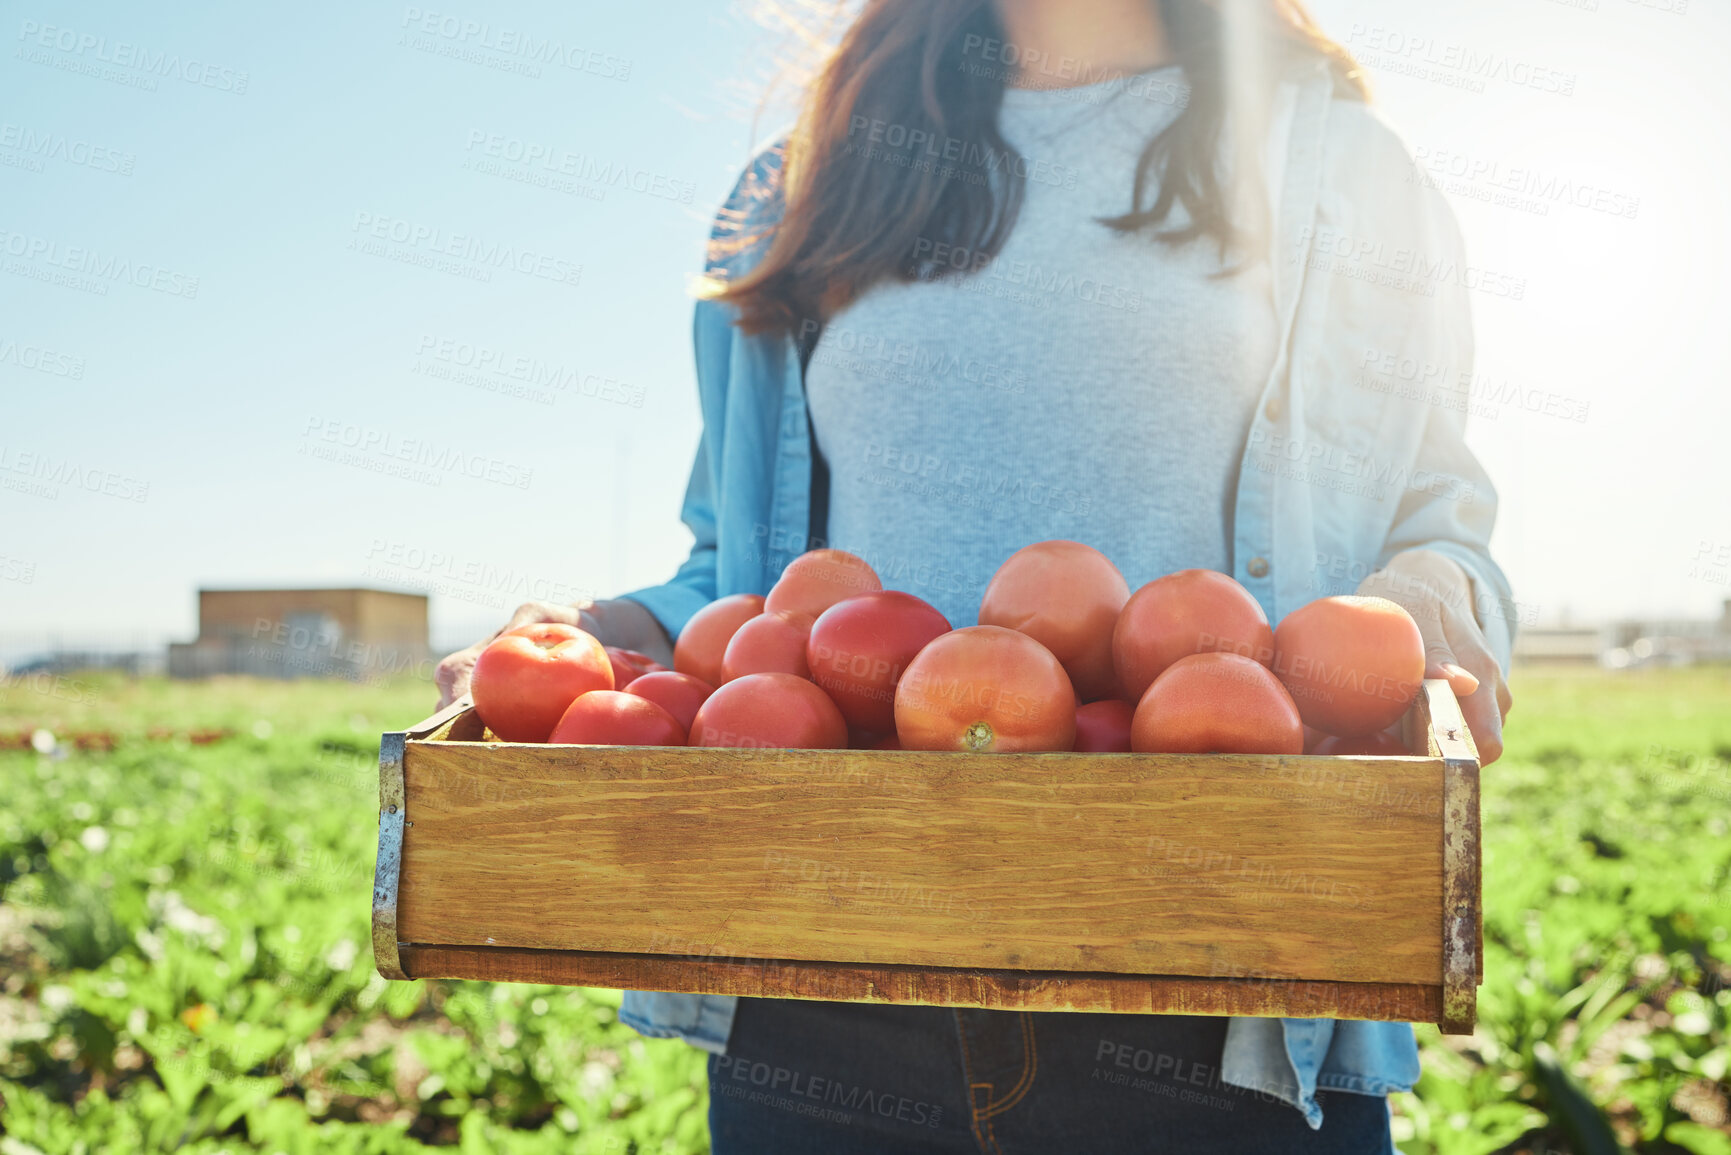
[708, 999, 1395, 1154]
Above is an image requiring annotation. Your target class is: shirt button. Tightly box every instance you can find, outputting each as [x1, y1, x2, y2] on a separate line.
[1247, 557, 1271, 579]
[1264, 397, 1284, 423]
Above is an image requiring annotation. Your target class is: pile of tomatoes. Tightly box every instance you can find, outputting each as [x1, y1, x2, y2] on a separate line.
[467, 542, 1427, 756]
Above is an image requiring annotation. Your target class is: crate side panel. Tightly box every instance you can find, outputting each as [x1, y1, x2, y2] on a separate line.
[397, 745, 1445, 984]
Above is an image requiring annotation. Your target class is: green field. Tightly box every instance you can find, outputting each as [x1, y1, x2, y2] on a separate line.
[1, 667, 1727, 1153]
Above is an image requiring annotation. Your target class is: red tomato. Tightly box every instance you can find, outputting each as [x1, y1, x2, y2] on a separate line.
[1113, 569, 1274, 702]
[765, 549, 882, 619]
[894, 625, 1076, 752]
[867, 733, 902, 751]
[1272, 596, 1425, 737]
[548, 690, 686, 746]
[1130, 652, 1303, 755]
[471, 623, 614, 743]
[606, 646, 667, 689]
[978, 540, 1129, 703]
[1073, 698, 1134, 753]
[689, 672, 849, 749]
[721, 609, 815, 683]
[1311, 730, 1410, 756]
[807, 591, 951, 733]
[624, 671, 714, 733]
[674, 594, 766, 687]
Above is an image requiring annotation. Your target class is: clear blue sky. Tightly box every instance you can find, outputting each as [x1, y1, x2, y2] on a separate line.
[3, 0, 1726, 658]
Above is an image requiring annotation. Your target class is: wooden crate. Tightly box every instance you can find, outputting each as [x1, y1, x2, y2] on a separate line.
[372, 680, 1482, 1033]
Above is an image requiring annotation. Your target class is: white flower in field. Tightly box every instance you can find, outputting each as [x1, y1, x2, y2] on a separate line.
[149, 889, 228, 950]
[252, 719, 274, 739]
[579, 1060, 613, 1099]
[40, 985, 75, 1013]
[79, 826, 109, 853]
[324, 938, 358, 970]
[1673, 1011, 1712, 1036]
[30, 729, 55, 754]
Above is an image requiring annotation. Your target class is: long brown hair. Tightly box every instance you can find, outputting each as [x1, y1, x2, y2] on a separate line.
[710, 0, 1366, 336]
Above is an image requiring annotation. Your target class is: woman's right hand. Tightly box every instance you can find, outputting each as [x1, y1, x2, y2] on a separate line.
[433, 598, 674, 708]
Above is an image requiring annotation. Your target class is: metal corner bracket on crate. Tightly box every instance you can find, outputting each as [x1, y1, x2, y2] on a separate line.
[372, 695, 473, 982]
[1426, 684, 1484, 1036]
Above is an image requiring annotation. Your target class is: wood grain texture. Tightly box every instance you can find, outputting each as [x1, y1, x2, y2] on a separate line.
[396, 944, 1443, 1023]
[396, 742, 1446, 985]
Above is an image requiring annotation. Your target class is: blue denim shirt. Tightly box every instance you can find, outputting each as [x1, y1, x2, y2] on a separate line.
[618, 63, 1512, 1131]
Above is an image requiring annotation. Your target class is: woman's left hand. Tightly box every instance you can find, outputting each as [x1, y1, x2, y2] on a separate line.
[1356, 549, 1512, 766]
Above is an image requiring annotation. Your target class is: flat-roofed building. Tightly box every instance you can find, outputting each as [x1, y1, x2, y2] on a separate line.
[168, 588, 429, 681]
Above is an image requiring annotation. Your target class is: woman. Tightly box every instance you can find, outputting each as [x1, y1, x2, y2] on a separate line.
[437, 0, 1515, 1148]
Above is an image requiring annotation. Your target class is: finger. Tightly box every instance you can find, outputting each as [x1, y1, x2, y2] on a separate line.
[502, 601, 583, 634]
[1435, 661, 1479, 697]
[434, 648, 478, 709]
[1458, 685, 1503, 766]
[444, 663, 472, 706]
[1441, 610, 1506, 722]
[1438, 609, 1507, 765]
[1417, 622, 1480, 698]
